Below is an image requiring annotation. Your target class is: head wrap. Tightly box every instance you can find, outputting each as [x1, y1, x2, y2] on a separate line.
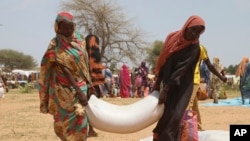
[236, 57, 249, 77]
[213, 57, 224, 72]
[141, 61, 146, 67]
[54, 11, 74, 34]
[154, 15, 205, 74]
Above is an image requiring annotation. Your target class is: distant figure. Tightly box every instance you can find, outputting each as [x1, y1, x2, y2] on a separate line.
[130, 68, 137, 98]
[137, 61, 149, 97]
[85, 34, 105, 99]
[210, 57, 226, 103]
[119, 64, 131, 98]
[200, 60, 211, 93]
[0, 68, 5, 98]
[103, 65, 113, 96]
[235, 57, 250, 104]
[0, 70, 8, 93]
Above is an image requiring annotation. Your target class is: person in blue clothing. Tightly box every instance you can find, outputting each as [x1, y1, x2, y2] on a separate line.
[103, 65, 113, 96]
[200, 60, 211, 97]
[235, 57, 250, 104]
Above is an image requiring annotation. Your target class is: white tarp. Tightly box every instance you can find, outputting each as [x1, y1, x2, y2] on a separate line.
[140, 130, 229, 141]
[12, 69, 38, 77]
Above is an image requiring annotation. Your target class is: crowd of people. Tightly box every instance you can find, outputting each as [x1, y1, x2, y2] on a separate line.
[99, 61, 155, 99]
[115, 62, 149, 98]
[36, 11, 250, 141]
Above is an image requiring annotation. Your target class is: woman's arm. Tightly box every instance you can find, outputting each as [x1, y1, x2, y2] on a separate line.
[59, 64, 88, 106]
[204, 58, 227, 82]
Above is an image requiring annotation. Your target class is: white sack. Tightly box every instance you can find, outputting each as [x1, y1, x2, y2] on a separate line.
[85, 90, 164, 133]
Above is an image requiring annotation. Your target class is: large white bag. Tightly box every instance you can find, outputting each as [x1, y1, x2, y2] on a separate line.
[85, 90, 164, 133]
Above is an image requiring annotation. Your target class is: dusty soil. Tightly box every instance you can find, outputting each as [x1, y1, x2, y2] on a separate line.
[0, 89, 249, 141]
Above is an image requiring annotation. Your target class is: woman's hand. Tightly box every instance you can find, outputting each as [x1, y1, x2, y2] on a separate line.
[76, 89, 88, 106]
[158, 85, 169, 104]
[221, 76, 227, 83]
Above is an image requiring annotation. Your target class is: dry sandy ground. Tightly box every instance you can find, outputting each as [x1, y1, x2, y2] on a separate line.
[0, 89, 249, 141]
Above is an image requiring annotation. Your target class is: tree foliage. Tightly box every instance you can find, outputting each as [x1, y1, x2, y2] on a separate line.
[61, 0, 148, 68]
[0, 49, 37, 71]
[145, 40, 164, 72]
[225, 64, 238, 75]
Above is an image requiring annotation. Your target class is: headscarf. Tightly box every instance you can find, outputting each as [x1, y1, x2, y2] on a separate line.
[213, 57, 224, 73]
[154, 15, 205, 74]
[119, 64, 131, 98]
[141, 61, 146, 67]
[236, 57, 249, 77]
[54, 11, 75, 34]
[120, 64, 131, 85]
[139, 61, 148, 78]
[40, 11, 92, 92]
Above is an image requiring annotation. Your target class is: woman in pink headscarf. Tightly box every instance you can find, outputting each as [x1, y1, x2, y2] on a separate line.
[152, 15, 205, 141]
[119, 64, 131, 98]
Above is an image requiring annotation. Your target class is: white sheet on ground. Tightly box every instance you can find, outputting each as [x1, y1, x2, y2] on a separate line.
[85, 90, 164, 133]
[140, 130, 229, 141]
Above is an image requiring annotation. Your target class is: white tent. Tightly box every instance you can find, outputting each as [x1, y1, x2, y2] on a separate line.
[12, 69, 39, 77]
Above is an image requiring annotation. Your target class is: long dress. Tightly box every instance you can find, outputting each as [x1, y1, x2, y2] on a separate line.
[153, 44, 200, 141]
[39, 32, 92, 141]
[119, 64, 131, 98]
[239, 63, 250, 104]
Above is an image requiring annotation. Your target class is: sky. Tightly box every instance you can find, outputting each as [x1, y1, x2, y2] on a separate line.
[1, 0, 250, 68]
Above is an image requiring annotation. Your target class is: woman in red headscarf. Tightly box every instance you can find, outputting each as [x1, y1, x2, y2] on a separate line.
[119, 64, 131, 98]
[39, 12, 92, 141]
[152, 15, 205, 141]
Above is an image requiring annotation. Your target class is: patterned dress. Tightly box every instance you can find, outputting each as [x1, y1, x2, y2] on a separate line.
[39, 12, 92, 141]
[239, 63, 250, 104]
[85, 34, 105, 98]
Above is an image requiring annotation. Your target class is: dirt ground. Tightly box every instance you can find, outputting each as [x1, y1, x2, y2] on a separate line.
[0, 89, 249, 141]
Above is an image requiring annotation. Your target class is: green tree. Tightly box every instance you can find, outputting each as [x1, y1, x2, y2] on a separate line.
[225, 64, 238, 75]
[0, 49, 37, 71]
[145, 40, 164, 72]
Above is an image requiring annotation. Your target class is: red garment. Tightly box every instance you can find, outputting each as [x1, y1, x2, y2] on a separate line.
[119, 64, 131, 98]
[154, 15, 205, 74]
